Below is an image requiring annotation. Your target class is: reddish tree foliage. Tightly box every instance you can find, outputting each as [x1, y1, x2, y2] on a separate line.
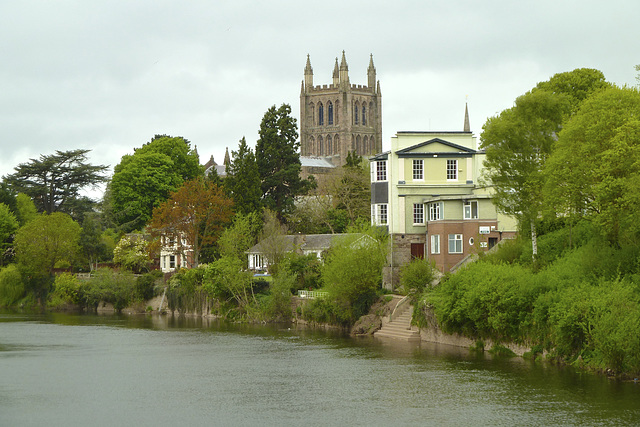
[150, 177, 233, 268]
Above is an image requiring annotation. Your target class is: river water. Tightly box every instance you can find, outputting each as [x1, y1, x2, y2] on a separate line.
[1, 311, 639, 426]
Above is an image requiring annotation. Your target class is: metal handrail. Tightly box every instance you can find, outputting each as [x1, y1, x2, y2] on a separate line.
[390, 294, 411, 322]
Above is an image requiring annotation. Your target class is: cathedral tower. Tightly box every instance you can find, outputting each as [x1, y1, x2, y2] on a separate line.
[299, 52, 382, 165]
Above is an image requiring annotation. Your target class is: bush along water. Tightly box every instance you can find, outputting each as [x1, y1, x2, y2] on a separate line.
[421, 221, 640, 378]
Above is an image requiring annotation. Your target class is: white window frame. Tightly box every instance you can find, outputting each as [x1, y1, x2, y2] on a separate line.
[413, 203, 424, 225]
[429, 202, 442, 221]
[372, 203, 388, 225]
[430, 234, 440, 254]
[447, 159, 458, 181]
[169, 255, 176, 269]
[412, 159, 424, 181]
[448, 234, 463, 254]
[464, 200, 479, 220]
[372, 160, 387, 182]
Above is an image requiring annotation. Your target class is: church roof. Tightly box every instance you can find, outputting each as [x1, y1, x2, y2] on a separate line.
[300, 156, 337, 168]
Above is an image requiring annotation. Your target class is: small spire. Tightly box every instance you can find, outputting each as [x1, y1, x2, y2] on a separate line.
[332, 57, 339, 86]
[339, 50, 348, 70]
[368, 53, 376, 72]
[304, 54, 313, 73]
[304, 54, 313, 90]
[463, 101, 470, 133]
[339, 51, 349, 84]
[224, 147, 230, 166]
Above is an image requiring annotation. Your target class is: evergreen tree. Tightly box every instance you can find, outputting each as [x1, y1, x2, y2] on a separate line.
[226, 137, 262, 215]
[4, 149, 107, 221]
[255, 104, 314, 221]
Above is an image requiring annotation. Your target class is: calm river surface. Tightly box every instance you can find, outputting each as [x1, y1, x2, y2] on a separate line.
[1, 311, 639, 426]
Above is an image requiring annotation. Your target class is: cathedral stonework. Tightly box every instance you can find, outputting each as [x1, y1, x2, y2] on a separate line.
[300, 52, 382, 166]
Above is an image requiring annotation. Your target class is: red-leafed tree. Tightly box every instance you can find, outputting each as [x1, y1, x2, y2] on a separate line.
[150, 177, 233, 268]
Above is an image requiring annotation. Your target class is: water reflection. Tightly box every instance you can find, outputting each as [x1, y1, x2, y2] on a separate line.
[1, 311, 639, 426]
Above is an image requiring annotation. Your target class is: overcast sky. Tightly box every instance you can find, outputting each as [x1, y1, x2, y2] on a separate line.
[1, 1, 638, 196]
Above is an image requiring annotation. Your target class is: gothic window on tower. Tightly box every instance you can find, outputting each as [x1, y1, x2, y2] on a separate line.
[326, 135, 332, 155]
[328, 102, 333, 125]
[362, 105, 366, 126]
[318, 135, 324, 156]
[335, 100, 339, 125]
[354, 105, 359, 125]
[318, 103, 324, 126]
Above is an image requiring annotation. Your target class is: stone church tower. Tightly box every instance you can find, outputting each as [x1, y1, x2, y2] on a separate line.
[300, 52, 382, 166]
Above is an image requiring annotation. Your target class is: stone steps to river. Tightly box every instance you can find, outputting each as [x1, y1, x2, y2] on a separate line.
[374, 303, 421, 343]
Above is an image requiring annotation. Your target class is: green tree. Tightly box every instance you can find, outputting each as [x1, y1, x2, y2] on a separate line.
[14, 212, 81, 300]
[256, 209, 290, 275]
[321, 225, 388, 322]
[481, 89, 570, 260]
[0, 182, 17, 214]
[108, 152, 182, 232]
[534, 68, 609, 111]
[15, 193, 38, 225]
[256, 104, 314, 221]
[0, 264, 25, 306]
[113, 235, 151, 273]
[204, 255, 256, 311]
[108, 135, 201, 232]
[0, 204, 19, 266]
[79, 213, 109, 271]
[218, 211, 262, 266]
[225, 137, 262, 215]
[134, 135, 202, 181]
[4, 149, 108, 221]
[544, 86, 640, 245]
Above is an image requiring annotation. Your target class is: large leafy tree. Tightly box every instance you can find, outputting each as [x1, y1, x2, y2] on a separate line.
[14, 212, 81, 300]
[108, 135, 201, 232]
[150, 177, 233, 268]
[480, 69, 608, 261]
[225, 137, 262, 215]
[134, 135, 202, 181]
[4, 149, 108, 221]
[108, 152, 182, 232]
[256, 104, 314, 221]
[0, 203, 19, 266]
[544, 86, 640, 245]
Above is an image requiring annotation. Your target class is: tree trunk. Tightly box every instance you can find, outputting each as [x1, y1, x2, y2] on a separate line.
[530, 218, 538, 262]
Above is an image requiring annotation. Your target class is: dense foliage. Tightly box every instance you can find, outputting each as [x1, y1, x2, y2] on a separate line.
[108, 135, 200, 232]
[424, 223, 640, 376]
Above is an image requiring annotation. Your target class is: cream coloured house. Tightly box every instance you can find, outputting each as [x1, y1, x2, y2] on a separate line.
[370, 108, 517, 284]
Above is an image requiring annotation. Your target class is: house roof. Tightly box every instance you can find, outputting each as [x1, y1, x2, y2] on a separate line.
[247, 233, 355, 254]
[395, 138, 480, 158]
[300, 156, 337, 168]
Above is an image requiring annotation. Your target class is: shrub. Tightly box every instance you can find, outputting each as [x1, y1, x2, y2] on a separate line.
[48, 273, 83, 307]
[321, 230, 387, 324]
[0, 264, 25, 306]
[398, 258, 435, 295]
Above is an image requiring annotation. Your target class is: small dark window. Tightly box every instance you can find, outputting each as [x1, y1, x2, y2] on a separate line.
[328, 102, 333, 125]
[318, 103, 324, 126]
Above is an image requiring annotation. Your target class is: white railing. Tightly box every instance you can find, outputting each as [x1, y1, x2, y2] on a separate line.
[390, 294, 411, 322]
[297, 290, 329, 299]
